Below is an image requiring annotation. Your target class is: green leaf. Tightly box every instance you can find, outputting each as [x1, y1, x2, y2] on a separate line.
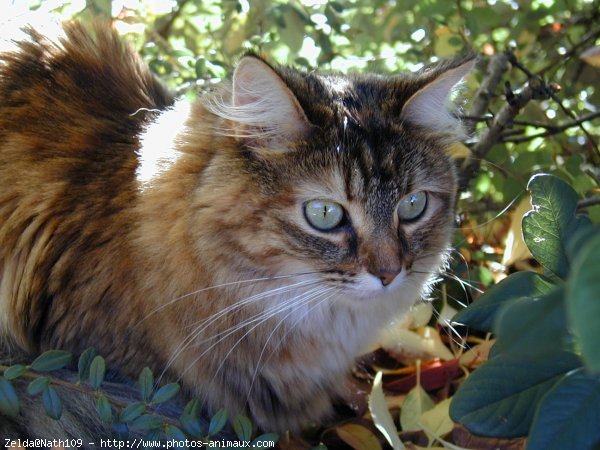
[27, 376, 50, 395]
[183, 398, 201, 417]
[112, 421, 129, 440]
[527, 368, 600, 450]
[0, 376, 20, 417]
[180, 413, 205, 437]
[138, 367, 154, 402]
[165, 425, 187, 444]
[120, 402, 146, 423]
[522, 173, 579, 279]
[452, 271, 555, 332]
[89, 355, 106, 390]
[233, 414, 253, 441]
[4, 364, 26, 380]
[31, 350, 72, 372]
[97, 394, 113, 422]
[493, 288, 570, 357]
[208, 408, 228, 436]
[566, 232, 600, 372]
[450, 352, 582, 437]
[251, 434, 279, 448]
[77, 347, 97, 382]
[130, 414, 162, 431]
[151, 383, 179, 404]
[42, 385, 62, 420]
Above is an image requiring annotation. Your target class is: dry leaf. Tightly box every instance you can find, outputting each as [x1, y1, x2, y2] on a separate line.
[369, 371, 406, 449]
[502, 197, 533, 267]
[459, 339, 495, 369]
[380, 326, 455, 361]
[581, 46, 600, 68]
[446, 142, 472, 159]
[336, 423, 383, 450]
[400, 385, 434, 432]
[419, 398, 454, 446]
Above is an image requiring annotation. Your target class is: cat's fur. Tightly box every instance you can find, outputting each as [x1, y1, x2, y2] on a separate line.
[0, 21, 473, 436]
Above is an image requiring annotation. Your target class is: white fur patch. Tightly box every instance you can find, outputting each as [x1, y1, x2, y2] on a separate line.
[136, 101, 190, 185]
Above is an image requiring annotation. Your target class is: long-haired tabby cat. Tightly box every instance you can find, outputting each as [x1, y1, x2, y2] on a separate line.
[0, 20, 473, 437]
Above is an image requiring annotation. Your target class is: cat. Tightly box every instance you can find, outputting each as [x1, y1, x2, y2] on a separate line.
[0, 20, 474, 437]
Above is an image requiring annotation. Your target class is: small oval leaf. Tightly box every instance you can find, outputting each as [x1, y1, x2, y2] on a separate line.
[31, 350, 72, 372]
[151, 383, 179, 404]
[97, 394, 113, 422]
[179, 413, 205, 438]
[138, 367, 153, 402]
[0, 377, 20, 417]
[183, 398, 201, 417]
[165, 425, 187, 443]
[208, 408, 228, 436]
[89, 355, 106, 390]
[78, 347, 97, 382]
[130, 414, 163, 431]
[42, 385, 63, 420]
[4, 364, 27, 380]
[233, 414, 253, 441]
[27, 376, 50, 395]
[120, 402, 146, 423]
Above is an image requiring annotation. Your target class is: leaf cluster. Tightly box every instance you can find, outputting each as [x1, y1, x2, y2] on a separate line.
[450, 173, 600, 450]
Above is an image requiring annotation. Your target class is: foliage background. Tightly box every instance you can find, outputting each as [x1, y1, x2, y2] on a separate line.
[2, 0, 600, 448]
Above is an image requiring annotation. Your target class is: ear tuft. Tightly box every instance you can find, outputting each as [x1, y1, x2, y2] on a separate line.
[401, 57, 476, 143]
[209, 56, 310, 148]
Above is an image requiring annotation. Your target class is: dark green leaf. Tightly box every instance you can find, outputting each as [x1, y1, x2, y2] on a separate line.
[0, 377, 20, 417]
[233, 414, 253, 441]
[4, 364, 26, 380]
[183, 398, 201, 417]
[97, 394, 113, 422]
[452, 271, 555, 332]
[252, 433, 279, 448]
[78, 347, 97, 382]
[31, 350, 72, 372]
[566, 232, 600, 372]
[450, 352, 582, 437]
[89, 355, 106, 390]
[165, 425, 187, 444]
[151, 383, 179, 404]
[27, 376, 50, 395]
[208, 408, 228, 436]
[138, 367, 153, 402]
[112, 421, 129, 440]
[564, 216, 595, 262]
[130, 414, 163, 431]
[527, 369, 600, 450]
[522, 173, 579, 279]
[120, 402, 146, 423]
[42, 386, 62, 420]
[493, 288, 570, 357]
[180, 413, 205, 437]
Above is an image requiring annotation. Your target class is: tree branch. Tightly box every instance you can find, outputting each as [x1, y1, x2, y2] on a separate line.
[501, 110, 600, 143]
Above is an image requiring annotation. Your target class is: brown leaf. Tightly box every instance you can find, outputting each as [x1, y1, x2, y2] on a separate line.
[336, 423, 383, 450]
[581, 46, 600, 68]
[452, 424, 526, 450]
[385, 359, 462, 394]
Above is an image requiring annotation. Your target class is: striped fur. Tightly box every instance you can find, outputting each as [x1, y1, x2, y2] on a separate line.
[0, 21, 473, 436]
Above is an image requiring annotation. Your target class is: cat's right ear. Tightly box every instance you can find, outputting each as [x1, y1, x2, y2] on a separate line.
[213, 56, 311, 148]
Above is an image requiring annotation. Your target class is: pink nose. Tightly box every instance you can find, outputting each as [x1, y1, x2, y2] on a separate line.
[374, 270, 401, 287]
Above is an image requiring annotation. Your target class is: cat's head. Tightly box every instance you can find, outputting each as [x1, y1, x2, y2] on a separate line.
[200, 55, 474, 304]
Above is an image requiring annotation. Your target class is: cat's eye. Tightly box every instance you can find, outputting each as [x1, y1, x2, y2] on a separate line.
[304, 200, 344, 231]
[397, 191, 428, 221]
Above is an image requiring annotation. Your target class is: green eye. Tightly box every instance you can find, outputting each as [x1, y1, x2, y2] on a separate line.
[398, 191, 428, 221]
[304, 200, 344, 231]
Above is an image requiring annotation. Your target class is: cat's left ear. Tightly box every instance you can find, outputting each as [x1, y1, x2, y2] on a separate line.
[400, 57, 476, 142]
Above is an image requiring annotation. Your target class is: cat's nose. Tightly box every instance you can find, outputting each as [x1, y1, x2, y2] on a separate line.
[375, 270, 401, 287]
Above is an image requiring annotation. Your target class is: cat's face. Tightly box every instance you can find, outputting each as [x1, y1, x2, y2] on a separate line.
[202, 56, 472, 304]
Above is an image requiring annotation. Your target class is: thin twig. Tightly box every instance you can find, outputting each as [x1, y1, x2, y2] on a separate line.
[501, 110, 600, 143]
[536, 27, 600, 77]
[577, 197, 600, 210]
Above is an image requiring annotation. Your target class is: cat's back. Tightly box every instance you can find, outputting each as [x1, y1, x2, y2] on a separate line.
[0, 21, 173, 348]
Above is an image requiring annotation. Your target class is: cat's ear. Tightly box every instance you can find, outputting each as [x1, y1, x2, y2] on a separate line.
[400, 57, 476, 142]
[224, 55, 311, 147]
